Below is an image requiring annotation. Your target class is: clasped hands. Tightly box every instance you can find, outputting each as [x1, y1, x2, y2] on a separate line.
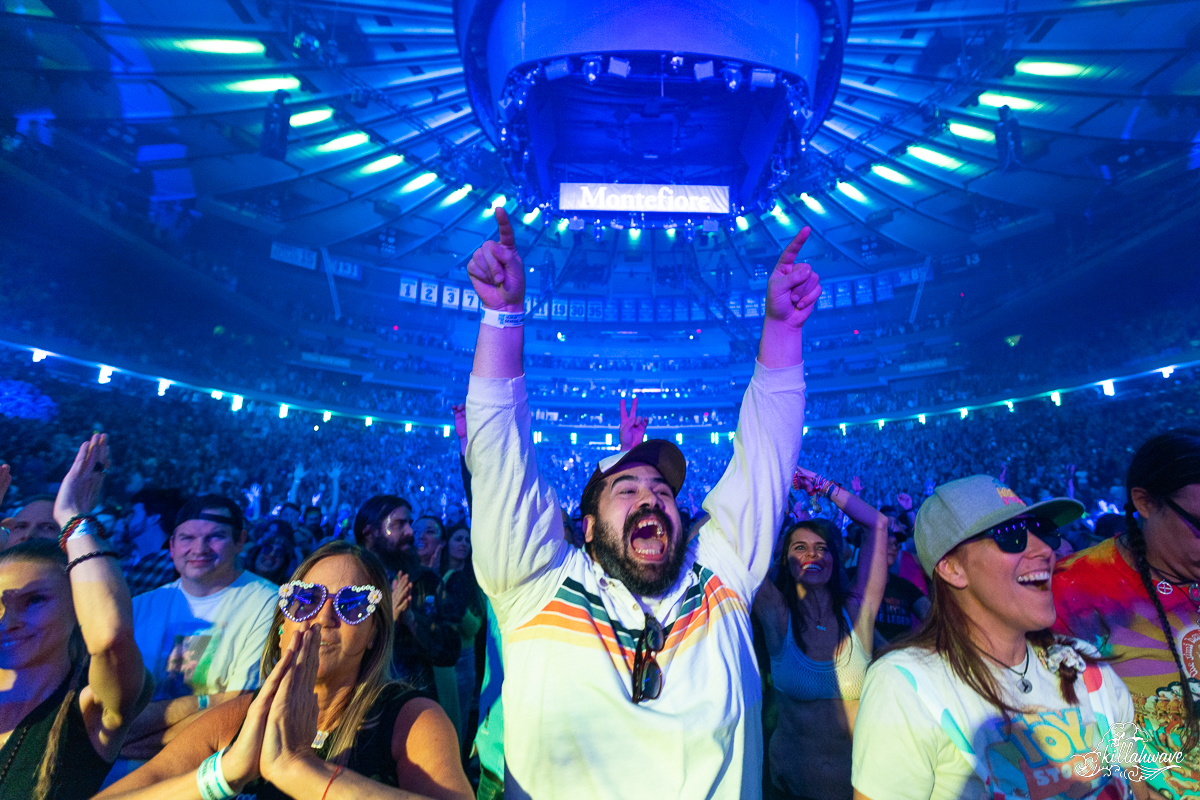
[221, 625, 324, 790]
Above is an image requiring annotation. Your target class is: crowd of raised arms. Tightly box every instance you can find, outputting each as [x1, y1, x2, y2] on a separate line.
[0, 211, 1198, 800]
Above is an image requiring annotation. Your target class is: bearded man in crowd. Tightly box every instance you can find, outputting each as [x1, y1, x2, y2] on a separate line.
[464, 208, 820, 799]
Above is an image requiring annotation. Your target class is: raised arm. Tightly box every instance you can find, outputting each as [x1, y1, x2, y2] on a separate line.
[795, 467, 889, 651]
[468, 207, 525, 380]
[464, 209, 568, 604]
[54, 434, 148, 759]
[698, 228, 821, 595]
[758, 226, 821, 369]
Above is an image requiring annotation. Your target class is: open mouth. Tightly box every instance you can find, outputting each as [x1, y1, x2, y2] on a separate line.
[1016, 570, 1051, 590]
[801, 563, 824, 573]
[629, 517, 668, 561]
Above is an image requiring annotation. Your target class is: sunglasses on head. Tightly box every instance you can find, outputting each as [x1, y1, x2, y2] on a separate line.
[278, 581, 383, 625]
[966, 515, 1060, 554]
[631, 614, 664, 704]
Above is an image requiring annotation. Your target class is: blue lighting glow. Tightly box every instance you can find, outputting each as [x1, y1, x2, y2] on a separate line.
[400, 172, 438, 193]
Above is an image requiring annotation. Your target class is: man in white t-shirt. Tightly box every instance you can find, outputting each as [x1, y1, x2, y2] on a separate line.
[118, 495, 278, 762]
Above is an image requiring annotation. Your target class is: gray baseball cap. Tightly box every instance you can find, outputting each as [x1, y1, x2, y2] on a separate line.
[914, 475, 1084, 575]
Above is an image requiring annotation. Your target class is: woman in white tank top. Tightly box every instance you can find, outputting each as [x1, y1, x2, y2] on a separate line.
[754, 468, 891, 800]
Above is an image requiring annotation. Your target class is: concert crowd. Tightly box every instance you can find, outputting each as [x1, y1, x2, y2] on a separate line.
[1, 213, 1198, 800]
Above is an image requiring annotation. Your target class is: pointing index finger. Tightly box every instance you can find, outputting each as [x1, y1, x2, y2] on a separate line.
[495, 207, 515, 248]
[777, 226, 812, 266]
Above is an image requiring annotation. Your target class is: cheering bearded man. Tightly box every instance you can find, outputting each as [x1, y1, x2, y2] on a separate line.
[464, 209, 820, 800]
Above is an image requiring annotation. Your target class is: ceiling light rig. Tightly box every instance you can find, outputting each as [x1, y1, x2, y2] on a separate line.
[456, 1, 851, 230]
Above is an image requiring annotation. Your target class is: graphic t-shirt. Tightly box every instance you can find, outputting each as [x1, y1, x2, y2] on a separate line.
[132, 570, 278, 700]
[875, 573, 925, 641]
[1054, 537, 1200, 799]
[853, 641, 1135, 800]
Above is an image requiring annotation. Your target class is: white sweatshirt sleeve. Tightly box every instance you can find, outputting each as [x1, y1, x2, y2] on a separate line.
[464, 373, 570, 612]
[697, 360, 805, 598]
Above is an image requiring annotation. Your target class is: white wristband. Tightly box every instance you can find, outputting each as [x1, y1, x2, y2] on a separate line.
[480, 307, 525, 328]
[196, 747, 235, 800]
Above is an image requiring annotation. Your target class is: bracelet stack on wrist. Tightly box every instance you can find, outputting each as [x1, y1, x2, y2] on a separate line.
[793, 470, 842, 500]
[65, 550, 119, 574]
[58, 515, 107, 552]
[196, 748, 236, 800]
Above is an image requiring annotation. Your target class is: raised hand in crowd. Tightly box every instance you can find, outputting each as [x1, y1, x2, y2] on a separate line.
[466, 207, 524, 314]
[243, 482, 262, 520]
[467, 207, 526, 380]
[452, 403, 467, 455]
[392, 571, 414, 624]
[618, 397, 648, 450]
[895, 492, 913, 511]
[759, 225, 821, 367]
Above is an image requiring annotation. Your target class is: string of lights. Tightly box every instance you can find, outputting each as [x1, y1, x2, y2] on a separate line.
[7, 339, 1193, 446]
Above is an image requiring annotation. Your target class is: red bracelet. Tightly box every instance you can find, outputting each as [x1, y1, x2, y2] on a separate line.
[321, 765, 344, 800]
[58, 515, 91, 552]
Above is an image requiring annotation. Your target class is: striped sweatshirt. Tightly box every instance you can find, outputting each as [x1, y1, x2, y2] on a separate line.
[464, 360, 806, 800]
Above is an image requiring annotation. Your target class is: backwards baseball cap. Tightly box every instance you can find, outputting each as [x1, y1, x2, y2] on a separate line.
[174, 494, 245, 533]
[915, 475, 1084, 575]
[581, 439, 687, 508]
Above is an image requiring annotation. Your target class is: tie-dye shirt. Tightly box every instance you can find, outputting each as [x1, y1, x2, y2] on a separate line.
[1054, 537, 1200, 800]
[852, 641, 1134, 800]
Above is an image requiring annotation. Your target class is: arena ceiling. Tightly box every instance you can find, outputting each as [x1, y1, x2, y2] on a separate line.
[2, 0, 1199, 301]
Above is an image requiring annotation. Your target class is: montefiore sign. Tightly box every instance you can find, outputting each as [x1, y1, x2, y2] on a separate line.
[559, 183, 730, 214]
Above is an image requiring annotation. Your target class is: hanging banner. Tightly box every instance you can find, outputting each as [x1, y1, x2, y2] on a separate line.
[399, 275, 419, 303]
[442, 284, 461, 310]
[419, 280, 439, 307]
[461, 288, 480, 312]
[271, 242, 318, 270]
[854, 278, 874, 305]
[558, 183, 730, 214]
[325, 257, 363, 281]
[817, 285, 834, 311]
[834, 282, 853, 309]
[874, 274, 894, 301]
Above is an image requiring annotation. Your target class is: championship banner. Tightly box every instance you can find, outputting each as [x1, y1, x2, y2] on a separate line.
[559, 183, 730, 214]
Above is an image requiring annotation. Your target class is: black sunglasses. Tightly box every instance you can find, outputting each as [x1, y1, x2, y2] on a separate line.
[967, 515, 1061, 554]
[631, 614, 664, 704]
[1164, 497, 1200, 532]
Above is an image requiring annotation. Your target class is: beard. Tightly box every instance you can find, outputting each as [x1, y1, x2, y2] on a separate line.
[589, 507, 687, 597]
[369, 531, 418, 576]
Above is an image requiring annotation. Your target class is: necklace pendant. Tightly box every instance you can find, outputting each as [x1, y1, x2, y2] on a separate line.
[1157, 580, 1174, 596]
[1017, 677, 1033, 694]
[815, 624, 827, 631]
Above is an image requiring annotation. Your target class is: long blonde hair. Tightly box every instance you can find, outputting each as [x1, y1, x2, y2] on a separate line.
[0, 539, 87, 800]
[259, 541, 406, 765]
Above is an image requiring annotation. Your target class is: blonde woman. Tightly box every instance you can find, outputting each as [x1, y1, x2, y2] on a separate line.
[0, 434, 149, 800]
[100, 541, 472, 800]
